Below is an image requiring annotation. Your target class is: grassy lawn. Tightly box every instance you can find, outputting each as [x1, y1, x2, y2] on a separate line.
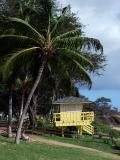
[32, 133, 116, 153]
[0, 135, 119, 160]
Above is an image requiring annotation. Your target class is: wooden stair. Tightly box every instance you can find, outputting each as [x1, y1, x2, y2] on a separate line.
[83, 125, 94, 135]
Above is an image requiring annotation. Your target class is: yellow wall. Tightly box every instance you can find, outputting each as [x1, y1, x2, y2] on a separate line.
[60, 104, 83, 112]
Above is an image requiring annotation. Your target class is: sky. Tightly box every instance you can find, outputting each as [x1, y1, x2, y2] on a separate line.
[61, 0, 120, 109]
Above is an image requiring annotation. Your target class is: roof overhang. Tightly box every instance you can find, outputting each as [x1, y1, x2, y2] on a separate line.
[53, 102, 92, 105]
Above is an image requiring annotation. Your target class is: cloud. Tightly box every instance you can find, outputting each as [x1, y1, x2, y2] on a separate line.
[61, 0, 120, 90]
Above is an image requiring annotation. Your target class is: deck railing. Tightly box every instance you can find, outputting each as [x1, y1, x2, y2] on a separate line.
[53, 112, 94, 127]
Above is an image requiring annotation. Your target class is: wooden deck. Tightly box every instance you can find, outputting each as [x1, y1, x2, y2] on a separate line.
[53, 112, 94, 135]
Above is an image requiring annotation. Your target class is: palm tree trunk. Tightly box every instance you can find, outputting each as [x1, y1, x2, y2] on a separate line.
[15, 59, 46, 144]
[8, 90, 12, 138]
[19, 91, 24, 120]
[28, 106, 36, 128]
[28, 95, 37, 128]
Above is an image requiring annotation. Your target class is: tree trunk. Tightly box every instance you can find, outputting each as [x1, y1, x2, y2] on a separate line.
[28, 95, 38, 128]
[28, 106, 36, 128]
[19, 92, 24, 120]
[8, 91, 12, 138]
[15, 59, 46, 144]
[28, 95, 37, 128]
[32, 95, 37, 120]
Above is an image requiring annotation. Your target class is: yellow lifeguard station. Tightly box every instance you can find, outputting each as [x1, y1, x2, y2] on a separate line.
[52, 96, 94, 137]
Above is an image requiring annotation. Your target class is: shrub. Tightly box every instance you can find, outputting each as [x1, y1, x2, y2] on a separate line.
[93, 117, 110, 134]
[109, 129, 120, 138]
[37, 117, 53, 128]
[93, 117, 120, 138]
[114, 138, 120, 149]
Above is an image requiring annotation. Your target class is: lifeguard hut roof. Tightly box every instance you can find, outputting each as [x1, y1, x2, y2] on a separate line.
[53, 96, 91, 104]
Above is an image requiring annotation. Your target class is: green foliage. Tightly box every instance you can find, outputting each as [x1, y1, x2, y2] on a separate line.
[114, 138, 120, 149]
[0, 1, 106, 88]
[93, 117, 110, 134]
[1, 16, 95, 86]
[37, 117, 53, 128]
[3, 47, 40, 80]
[109, 129, 120, 138]
[93, 117, 120, 138]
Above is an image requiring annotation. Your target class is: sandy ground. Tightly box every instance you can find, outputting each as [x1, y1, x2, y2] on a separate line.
[112, 127, 120, 131]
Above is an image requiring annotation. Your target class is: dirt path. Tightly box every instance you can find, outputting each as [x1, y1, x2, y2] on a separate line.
[30, 135, 101, 151]
[30, 135, 120, 160]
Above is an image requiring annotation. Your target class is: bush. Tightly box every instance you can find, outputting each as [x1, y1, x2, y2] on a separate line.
[109, 129, 120, 138]
[93, 117, 120, 138]
[114, 138, 120, 149]
[93, 117, 110, 134]
[37, 117, 53, 128]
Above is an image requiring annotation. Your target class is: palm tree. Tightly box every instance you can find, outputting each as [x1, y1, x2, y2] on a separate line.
[0, 6, 103, 144]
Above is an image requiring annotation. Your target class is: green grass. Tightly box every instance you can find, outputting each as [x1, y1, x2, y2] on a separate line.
[0, 135, 119, 160]
[33, 133, 115, 153]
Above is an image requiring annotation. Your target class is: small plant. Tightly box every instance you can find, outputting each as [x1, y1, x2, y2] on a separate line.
[93, 117, 120, 138]
[114, 138, 120, 149]
[109, 129, 120, 138]
[93, 117, 110, 134]
[37, 117, 53, 128]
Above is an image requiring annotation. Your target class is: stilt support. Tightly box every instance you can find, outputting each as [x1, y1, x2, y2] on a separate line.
[61, 127, 66, 137]
[77, 126, 83, 138]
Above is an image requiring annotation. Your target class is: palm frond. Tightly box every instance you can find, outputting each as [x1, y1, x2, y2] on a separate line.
[51, 6, 69, 37]
[57, 48, 94, 69]
[47, 62, 52, 72]
[0, 35, 39, 55]
[72, 60, 92, 88]
[54, 36, 103, 52]
[8, 17, 45, 42]
[3, 47, 40, 79]
[52, 29, 81, 42]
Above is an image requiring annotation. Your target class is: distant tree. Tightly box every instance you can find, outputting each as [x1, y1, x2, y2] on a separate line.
[94, 97, 112, 116]
[95, 97, 111, 107]
[112, 107, 118, 113]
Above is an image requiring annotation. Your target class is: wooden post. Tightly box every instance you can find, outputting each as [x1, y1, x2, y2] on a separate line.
[77, 126, 82, 138]
[61, 127, 64, 137]
[77, 127, 80, 138]
[80, 126, 83, 138]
